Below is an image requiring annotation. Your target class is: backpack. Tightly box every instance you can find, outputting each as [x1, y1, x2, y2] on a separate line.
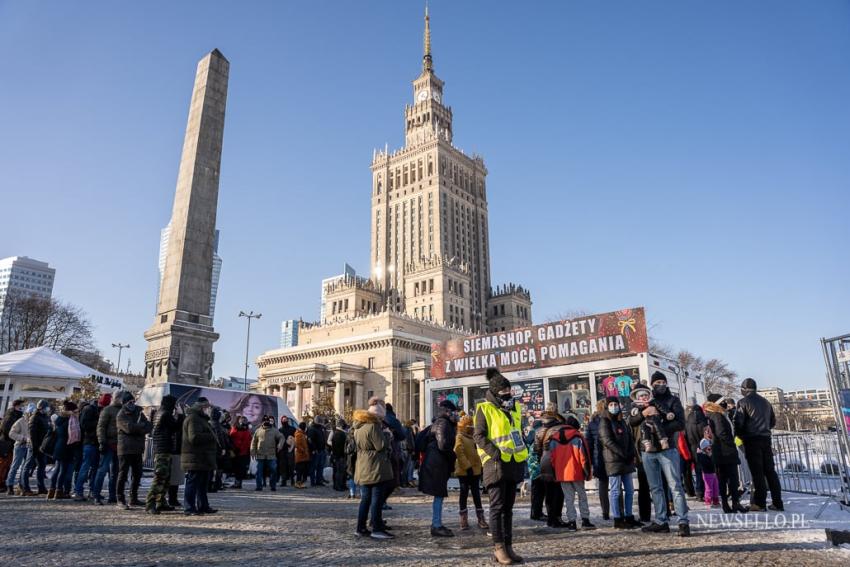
[413, 424, 431, 463]
[344, 429, 358, 478]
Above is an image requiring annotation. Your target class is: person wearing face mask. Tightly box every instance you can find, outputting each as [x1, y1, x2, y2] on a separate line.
[181, 397, 218, 515]
[598, 396, 641, 529]
[628, 372, 689, 537]
[418, 399, 459, 538]
[229, 416, 252, 489]
[115, 392, 151, 509]
[474, 368, 528, 565]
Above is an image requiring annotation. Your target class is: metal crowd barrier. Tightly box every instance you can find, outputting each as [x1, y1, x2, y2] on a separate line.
[771, 431, 850, 502]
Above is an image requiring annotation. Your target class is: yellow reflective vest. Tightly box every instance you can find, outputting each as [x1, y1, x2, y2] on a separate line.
[475, 401, 528, 464]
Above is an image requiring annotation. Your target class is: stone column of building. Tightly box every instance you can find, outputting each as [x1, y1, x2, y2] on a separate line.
[294, 382, 305, 420]
[333, 376, 346, 416]
[144, 49, 229, 387]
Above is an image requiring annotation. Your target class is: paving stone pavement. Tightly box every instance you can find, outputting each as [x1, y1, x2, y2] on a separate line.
[2, 480, 849, 566]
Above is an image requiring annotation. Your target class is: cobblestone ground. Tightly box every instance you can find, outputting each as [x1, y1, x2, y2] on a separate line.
[2, 477, 849, 567]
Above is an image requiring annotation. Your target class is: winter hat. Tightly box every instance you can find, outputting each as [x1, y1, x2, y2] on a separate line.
[439, 399, 459, 412]
[741, 378, 758, 392]
[605, 396, 620, 405]
[24, 403, 36, 414]
[629, 383, 652, 401]
[564, 416, 581, 429]
[706, 393, 723, 403]
[487, 367, 511, 395]
[298, 422, 306, 431]
[36, 399, 50, 410]
[699, 438, 711, 451]
[63, 400, 77, 411]
[650, 371, 668, 384]
[120, 391, 135, 405]
[98, 393, 112, 408]
[196, 397, 210, 407]
[368, 403, 387, 419]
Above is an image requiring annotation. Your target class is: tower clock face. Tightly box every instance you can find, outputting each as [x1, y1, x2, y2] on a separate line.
[417, 89, 429, 102]
[433, 91, 441, 103]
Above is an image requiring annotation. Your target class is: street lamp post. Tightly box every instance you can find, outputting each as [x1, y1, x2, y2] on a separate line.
[238, 311, 262, 392]
[111, 343, 129, 375]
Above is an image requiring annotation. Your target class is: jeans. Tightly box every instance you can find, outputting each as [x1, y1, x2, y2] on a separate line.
[51, 454, 77, 493]
[608, 474, 634, 518]
[6, 444, 28, 487]
[310, 450, 326, 486]
[743, 437, 783, 508]
[117, 454, 143, 502]
[348, 477, 358, 496]
[486, 479, 519, 544]
[92, 448, 118, 501]
[255, 458, 278, 489]
[432, 495, 444, 528]
[74, 444, 99, 496]
[22, 449, 46, 492]
[357, 482, 385, 531]
[642, 448, 689, 524]
[184, 470, 211, 512]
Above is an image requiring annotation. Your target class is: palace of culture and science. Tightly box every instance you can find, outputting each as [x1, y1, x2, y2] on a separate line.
[257, 9, 532, 422]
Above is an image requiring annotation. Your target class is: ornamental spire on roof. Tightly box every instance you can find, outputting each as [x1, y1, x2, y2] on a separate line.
[423, 3, 433, 73]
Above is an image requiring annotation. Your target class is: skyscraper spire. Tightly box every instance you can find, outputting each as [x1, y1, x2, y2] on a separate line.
[423, 3, 433, 73]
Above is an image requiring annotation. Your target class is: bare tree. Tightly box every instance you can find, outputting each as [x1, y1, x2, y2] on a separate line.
[701, 358, 739, 398]
[0, 291, 94, 354]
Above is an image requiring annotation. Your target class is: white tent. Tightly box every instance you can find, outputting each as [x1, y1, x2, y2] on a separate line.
[0, 346, 124, 413]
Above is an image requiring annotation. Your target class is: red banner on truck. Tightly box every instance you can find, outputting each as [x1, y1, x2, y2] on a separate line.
[431, 307, 648, 379]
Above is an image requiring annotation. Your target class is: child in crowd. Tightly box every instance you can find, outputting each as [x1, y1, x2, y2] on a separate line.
[698, 438, 720, 507]
[550, 416, 595, 530]
[629, 386, 670, 451]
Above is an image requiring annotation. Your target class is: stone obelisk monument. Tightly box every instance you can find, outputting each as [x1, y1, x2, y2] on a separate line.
[144, 49, 228, 386]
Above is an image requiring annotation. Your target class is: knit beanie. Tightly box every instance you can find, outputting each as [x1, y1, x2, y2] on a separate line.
[487, 367, 511, 395]
[630, 383, 651, 402]
[605, 396, 620, 405]
[699, 438, 711, 451]
[741, 378, 758, 392]
[650, 371, 668, 384]
[706, 393, 723, 403]
[120, 391, 135, 405]
[98, 393, 112, 408]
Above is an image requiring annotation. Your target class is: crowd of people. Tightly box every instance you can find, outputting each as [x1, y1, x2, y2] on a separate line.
[0, 369, 786, 565]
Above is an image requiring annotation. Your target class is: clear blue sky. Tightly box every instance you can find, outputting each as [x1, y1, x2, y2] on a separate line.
[1, 1, 848, 390]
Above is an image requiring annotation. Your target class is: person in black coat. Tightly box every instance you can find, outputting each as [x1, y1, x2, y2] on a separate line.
[734, 378, 783, 511]
[684, 404, 708, 499]
[419, 399, 458, 537]
[628, 373, 690, 536]
[534, 407, 567, 528]
[72, 398, 102, 500]
[704, 394, 747, 513]
[585, 401, 610, 520]
[145, 394, 182, 514]
[598, 396, 641, 529]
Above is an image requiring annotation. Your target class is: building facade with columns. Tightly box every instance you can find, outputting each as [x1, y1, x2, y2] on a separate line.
[257, 9, 531, 421]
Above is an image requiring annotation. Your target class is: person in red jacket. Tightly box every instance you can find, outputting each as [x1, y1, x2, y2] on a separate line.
[229, 416, 252, 489]
[551, 416, 595, 531]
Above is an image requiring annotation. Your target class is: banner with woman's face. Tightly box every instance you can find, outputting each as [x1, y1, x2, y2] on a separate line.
[169, 384, 279, 429]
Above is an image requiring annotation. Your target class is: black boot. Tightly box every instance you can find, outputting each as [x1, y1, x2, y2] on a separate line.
[167, 485, 181, 508]
[733, 499, 749, 514]
[625, 515, 644, 528]
[721, 498, 733, 513]
[613, 518, 628, 529]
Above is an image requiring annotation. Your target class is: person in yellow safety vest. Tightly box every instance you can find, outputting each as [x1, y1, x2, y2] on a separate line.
[473, 368, 528, 566]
